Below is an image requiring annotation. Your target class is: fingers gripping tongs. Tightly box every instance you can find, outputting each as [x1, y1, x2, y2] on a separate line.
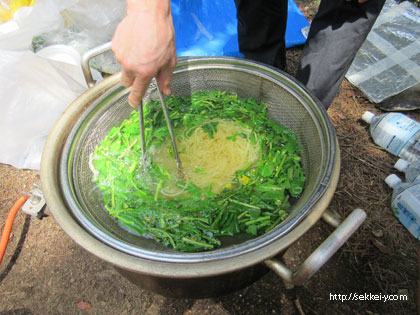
[138, 78, 181, 170]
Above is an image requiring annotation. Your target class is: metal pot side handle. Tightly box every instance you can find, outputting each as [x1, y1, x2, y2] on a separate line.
[81, 42, 112, 88]
[264, 208, 366, 286]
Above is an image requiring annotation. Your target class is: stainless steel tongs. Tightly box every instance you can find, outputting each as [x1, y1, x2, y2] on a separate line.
[79, 41, 182, 171]
[138, 78, 181, 170]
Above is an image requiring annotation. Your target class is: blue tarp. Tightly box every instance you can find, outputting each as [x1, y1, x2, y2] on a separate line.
[171, 0, 310, 57]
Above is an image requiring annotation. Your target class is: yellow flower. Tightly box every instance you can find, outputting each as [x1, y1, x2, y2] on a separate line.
[239, 175, 250, 185]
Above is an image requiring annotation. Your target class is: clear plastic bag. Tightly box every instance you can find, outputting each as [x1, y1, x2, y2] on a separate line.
[0, 0, 63, 50]
[32, 0, 126, 51]
[346, 0, 420, 103]
[30, 0, 126, 73]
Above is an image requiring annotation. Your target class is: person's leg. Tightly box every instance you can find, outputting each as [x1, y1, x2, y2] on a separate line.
[234, 0, 288, 70]
[296, 0, 385, 109]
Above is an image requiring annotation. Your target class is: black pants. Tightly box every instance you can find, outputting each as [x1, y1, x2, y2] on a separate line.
[234, 0, 385, 109]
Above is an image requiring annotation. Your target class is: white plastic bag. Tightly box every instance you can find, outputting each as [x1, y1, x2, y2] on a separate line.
[0, 49, 87, 169]
[0, 0, 109, 170]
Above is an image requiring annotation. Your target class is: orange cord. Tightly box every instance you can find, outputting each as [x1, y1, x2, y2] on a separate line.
[0, 194, 29, 265]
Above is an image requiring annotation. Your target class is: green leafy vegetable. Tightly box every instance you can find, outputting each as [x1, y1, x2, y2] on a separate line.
[92, 90, 305, 252]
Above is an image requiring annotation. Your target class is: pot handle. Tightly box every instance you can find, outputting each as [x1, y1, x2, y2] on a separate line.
[264, 208, 366, 286]
[81, 41, 112, 88]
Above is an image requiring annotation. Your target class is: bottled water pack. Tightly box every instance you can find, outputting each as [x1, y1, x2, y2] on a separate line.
[394, 159, 420, 183]
[362, 111, 420, 162]
[385, 174, 420, 239]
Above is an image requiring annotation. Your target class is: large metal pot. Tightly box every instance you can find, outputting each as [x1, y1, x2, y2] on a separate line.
[41, 43, 366, 298]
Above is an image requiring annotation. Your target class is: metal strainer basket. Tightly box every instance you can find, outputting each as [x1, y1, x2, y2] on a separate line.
[55, 56, 337, 264]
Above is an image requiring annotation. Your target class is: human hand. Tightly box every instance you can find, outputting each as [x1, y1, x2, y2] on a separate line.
[112, 0, 177, 107]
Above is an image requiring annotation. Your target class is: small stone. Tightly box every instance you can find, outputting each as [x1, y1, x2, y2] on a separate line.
[372, 229, 384, 238]
[398, 289, 408, 297]
[76, 300, 91, 310]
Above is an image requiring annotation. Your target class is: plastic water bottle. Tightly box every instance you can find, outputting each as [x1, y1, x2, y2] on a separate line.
[385, 174, 420, 239]
[394, 159, 420, 183]
[362, 111, 420, 162]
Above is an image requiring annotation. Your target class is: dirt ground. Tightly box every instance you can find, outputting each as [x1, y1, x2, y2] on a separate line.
[1, 2, 419, 315]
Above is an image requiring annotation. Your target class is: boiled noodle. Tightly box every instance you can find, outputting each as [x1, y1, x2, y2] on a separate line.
[153, 119, 259, 195]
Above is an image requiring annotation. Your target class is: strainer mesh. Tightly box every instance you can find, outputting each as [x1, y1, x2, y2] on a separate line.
[62, 59, 335, 259]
